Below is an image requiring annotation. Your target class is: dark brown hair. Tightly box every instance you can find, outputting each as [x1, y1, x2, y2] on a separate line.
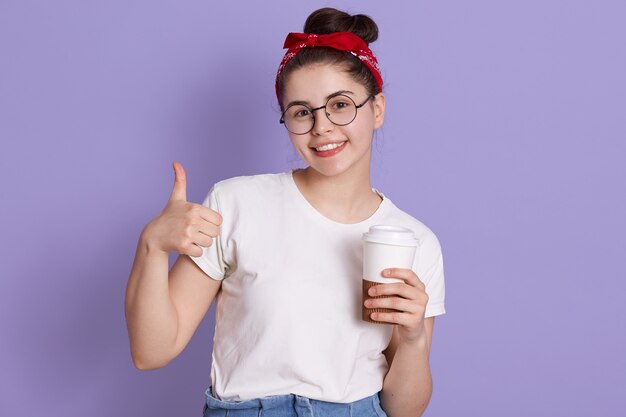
[277, 7, 381, 110]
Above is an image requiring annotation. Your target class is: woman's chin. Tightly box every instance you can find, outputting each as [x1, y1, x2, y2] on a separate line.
[305, 163, 351, 178]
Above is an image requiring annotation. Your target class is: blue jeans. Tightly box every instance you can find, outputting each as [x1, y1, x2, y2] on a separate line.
[202, 386, 389, 417]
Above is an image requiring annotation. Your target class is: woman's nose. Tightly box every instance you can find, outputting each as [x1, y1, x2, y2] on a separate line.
[311, 110, 334, 135]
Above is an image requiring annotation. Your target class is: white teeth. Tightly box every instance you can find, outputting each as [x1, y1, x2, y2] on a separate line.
[315, 142, 344, 151]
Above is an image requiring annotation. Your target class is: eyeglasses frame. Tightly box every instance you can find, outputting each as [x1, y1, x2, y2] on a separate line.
[279, 94, 375, 135]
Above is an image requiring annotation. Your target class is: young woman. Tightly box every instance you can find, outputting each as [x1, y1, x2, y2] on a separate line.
[125, 7, 445, 417]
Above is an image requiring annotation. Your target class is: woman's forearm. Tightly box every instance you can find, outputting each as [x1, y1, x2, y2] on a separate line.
[380, 333, 432, 417]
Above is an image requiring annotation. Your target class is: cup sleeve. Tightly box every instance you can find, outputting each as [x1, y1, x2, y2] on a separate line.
[187, 185, 228, 281]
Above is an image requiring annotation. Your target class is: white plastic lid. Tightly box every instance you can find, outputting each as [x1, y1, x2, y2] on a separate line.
[362, 225, 419, 246]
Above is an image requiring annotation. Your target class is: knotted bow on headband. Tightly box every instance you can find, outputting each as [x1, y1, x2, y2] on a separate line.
[275, 32, 383, 100]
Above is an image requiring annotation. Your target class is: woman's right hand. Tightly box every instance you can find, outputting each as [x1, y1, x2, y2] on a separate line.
[142, 161, 223, 257]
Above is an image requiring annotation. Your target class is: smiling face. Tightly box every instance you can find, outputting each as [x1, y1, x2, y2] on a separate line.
[281, 63, 386, 178]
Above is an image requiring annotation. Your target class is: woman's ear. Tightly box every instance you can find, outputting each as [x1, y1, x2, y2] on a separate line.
[373, 92, 386, 129]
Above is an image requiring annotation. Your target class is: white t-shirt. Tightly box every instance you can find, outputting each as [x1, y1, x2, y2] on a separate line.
[189, 170, 446, 403]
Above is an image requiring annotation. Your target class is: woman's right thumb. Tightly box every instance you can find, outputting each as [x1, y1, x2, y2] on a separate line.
[169, 161, 187, 202]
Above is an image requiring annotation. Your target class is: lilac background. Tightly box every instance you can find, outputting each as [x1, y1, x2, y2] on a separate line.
[1, 0, 624, 416]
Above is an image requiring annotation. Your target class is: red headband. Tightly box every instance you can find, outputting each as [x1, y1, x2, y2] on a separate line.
[275, 31, 383, 100]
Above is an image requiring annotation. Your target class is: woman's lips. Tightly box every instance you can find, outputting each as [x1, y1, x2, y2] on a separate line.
[311, 141, 347, 157]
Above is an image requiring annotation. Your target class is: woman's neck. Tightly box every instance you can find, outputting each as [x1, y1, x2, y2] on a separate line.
[292, 166, 382, 224]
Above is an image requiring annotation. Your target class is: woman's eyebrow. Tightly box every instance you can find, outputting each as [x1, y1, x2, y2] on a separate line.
[325, 90, 355, 100]
[286, 90, 355, 108]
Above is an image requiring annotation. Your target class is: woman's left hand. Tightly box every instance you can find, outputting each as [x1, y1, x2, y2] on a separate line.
[364, 268, 428, 344]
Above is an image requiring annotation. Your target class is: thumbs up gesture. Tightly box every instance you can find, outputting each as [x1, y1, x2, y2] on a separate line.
[143, 161, 223, 257]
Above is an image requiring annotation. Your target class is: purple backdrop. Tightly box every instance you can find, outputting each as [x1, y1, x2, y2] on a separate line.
[1, 1, 624, 416]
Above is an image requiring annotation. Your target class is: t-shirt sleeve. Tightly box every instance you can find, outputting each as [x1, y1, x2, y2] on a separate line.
[416, 233, 446, 318]
[187, 185, 229, 281]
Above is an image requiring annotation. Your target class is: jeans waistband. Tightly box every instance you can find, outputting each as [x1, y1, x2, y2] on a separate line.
[204, 385, 386, 417]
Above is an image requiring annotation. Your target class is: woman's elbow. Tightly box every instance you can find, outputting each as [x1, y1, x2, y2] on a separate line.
[130, 349, 173, 371]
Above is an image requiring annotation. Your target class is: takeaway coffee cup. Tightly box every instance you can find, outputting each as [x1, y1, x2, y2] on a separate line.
[362, 225, 419, 323]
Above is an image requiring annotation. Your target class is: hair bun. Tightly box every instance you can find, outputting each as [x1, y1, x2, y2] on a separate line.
[350, 14, 378, 44]
[303, 7, 379, 45]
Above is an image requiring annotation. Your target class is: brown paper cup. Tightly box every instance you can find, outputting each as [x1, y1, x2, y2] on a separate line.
[362, 279, 399, 324]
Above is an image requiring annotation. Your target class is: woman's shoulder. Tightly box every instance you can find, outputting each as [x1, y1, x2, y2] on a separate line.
[212, 171, 286, 187]
[210, 171, 291, 199]
[382, 199, 442, 252]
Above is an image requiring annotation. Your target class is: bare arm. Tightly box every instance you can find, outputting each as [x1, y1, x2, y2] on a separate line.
[381, 317, 435, 417]
[124, 161, 223, 370]
[124, 229, 222, 369]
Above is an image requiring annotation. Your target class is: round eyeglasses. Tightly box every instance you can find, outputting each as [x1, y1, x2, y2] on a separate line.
[279, 94, 374, 135]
